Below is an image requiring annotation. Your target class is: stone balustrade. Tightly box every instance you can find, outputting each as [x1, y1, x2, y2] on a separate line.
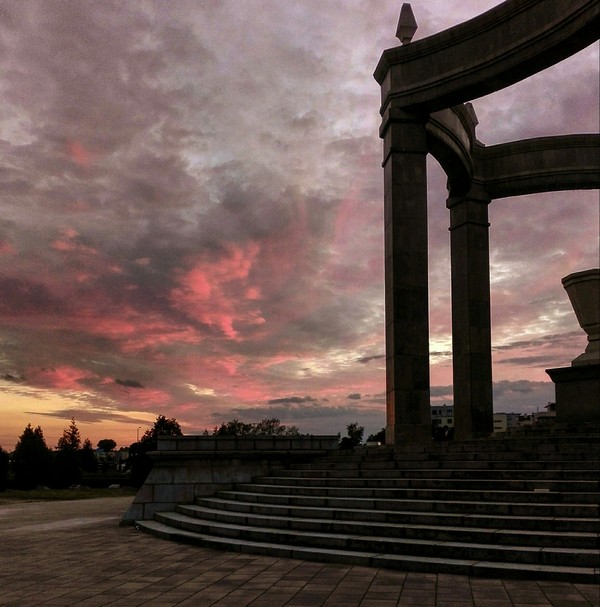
[121, 435, 339, 524]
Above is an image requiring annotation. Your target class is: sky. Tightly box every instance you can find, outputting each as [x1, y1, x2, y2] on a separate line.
[0, 1, 598, 450]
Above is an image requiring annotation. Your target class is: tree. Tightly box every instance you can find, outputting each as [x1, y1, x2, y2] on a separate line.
[54, 418, 83, 487]
[13, 424, 52, 489]
[213, 419, 253, 436]
[78, 438, 98, 473]
[97, 439, 117, 452]
[339, 422, 364, 450]
[140, 415, 183, 449]
[212, 417, 299, 436]
[252, 418, 299, 436]
[366, 428, 386, 444]
[129, 415, 183, 487]
[57, 417, 81, 452]
[0, 446, 8, 491]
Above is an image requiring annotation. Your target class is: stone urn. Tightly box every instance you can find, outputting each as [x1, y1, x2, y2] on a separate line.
[562, 268, 600, 366]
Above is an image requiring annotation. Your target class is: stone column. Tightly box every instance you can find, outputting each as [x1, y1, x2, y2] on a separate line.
[381, 107, 432, 445]
[447, 188, 494, 439]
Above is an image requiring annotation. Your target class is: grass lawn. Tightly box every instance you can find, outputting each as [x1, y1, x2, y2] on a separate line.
[0, 486, 137, 504]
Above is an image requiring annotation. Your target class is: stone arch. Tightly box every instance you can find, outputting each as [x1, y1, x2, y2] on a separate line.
[374, 0, 599, 444]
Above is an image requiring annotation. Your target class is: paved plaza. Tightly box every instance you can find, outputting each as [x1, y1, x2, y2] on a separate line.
[0, 497, 598, 607]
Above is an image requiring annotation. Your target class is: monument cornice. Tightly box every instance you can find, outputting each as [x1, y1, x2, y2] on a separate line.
[473, 134, 600, 199]
[374, 0, 599, 114]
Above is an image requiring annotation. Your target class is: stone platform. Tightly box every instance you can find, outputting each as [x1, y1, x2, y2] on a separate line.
[135, 429, 600, 583]
[1, 496, 599, 606]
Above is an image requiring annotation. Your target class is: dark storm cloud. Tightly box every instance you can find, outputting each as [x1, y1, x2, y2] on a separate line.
[430, 385, 454, 398]
[0, 277, 65, 316]
[267, 396, 319, 406]
[357, 355, 385, 364]
[115, 379, 145, 389]
[347, 393, 361, 400]
[26, 407, 152, 426]
[1, 373, 24, 383]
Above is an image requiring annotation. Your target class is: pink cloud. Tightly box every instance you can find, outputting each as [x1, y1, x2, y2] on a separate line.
[28, 365, 98, 390]
[66, 139, 94, 167]
[0, 240, 15, 255]
[170, 242, 265, 339]
[50, 228, 98, 256]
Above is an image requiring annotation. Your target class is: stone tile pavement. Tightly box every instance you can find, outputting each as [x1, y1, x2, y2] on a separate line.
[0, 497, 598, 607]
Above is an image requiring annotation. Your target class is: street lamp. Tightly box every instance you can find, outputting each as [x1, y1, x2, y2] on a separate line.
[137, 426, 141, 442]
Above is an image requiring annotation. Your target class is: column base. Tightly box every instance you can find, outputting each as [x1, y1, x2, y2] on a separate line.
[386, 423, 432, 445]
[545, 364, 600, 424]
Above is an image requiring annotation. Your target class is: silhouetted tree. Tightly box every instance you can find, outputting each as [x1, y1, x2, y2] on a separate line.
[339, 422, 364, 450]
[78, 438, 98, 473]
[140, 415, 183, 449]
[129, 415, 183, 487]
[57, 417, 81, 451]
[212, 418, 299, 436]
[366, 428, 386, 443]
[213, 419, 253, 436]
[53, 418, 83, 487]
[252, 418, 299, 436]
[0, 446, 8, 491]
[97, 439, 117, 452]
[13, 424, 52, 489]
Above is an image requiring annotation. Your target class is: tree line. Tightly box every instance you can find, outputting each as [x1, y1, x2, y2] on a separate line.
[0, 415, 379, 491]
[0, 418, 122, 490]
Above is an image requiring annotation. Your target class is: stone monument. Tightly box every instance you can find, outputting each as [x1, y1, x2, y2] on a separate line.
[546, 269, 600, 424]
[374, 0, 599, 444]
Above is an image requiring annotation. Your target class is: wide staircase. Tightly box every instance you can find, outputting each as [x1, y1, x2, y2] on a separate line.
[137, 430, 600, 582]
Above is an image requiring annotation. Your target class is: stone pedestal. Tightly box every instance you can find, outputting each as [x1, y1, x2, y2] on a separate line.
[546, 268, 600, 424]
[545, 365, 600, 423]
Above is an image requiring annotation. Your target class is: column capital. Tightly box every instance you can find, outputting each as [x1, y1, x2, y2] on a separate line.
[446, 185, 491, 209]
[380, 107, 428, 166]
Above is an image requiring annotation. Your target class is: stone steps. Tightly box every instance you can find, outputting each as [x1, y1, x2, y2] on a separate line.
[212, 489, 598, 518]
[195, 496, 598, 533]
[231, 482, 599, 504]
[174, 503, 598, 549]
[289, 459, 599, 470]
[152, 510, 598, 568]
[255, 475, 598, 492]
[137, 435, 600, 581]
[275, 467, 598, 480]
[138, 518, 598, 583]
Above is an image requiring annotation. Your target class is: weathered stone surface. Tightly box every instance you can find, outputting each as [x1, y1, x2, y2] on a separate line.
[121, 435, 339, 524]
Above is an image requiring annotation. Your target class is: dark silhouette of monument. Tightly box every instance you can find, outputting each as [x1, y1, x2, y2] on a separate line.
[374, 0, 599, 445]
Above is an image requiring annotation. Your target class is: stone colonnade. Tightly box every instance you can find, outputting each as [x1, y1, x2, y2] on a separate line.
[374, 0, 600, 445]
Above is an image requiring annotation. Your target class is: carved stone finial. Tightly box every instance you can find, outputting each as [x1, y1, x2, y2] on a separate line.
[396, 3, 418, 44]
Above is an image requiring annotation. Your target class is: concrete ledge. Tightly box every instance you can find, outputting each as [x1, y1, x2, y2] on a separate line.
[121, 435, 339, 525]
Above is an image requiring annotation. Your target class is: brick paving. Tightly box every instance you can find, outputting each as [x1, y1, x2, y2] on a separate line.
[0, 497, 598, 607]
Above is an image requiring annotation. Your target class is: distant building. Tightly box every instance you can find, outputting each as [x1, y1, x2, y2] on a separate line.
[432, 405, 556, 435]
[493, 412, 522, 433]
[494, 406, 556, 433]
[431, 404, 453, 429]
